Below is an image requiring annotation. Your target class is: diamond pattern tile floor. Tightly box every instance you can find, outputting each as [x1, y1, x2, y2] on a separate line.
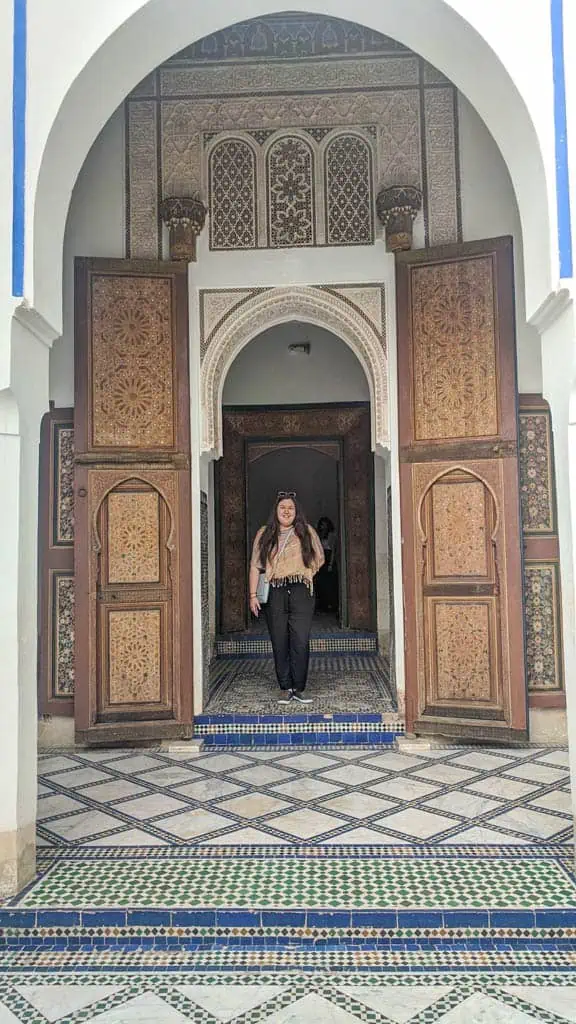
[217, 792, 291, 818]
[374, 807, 457, 839]
[265, 808, 346, 838]
[5, 739, 570, 1024]
[320, 765, 383, 786]
[319, 792, 396, 818]
[34, 743, 572, 850]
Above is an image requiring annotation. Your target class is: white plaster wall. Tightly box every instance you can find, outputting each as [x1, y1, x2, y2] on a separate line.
[223, 324, 370, 406]
[49, 107, 125, 406]
[0, 0, 18, 858]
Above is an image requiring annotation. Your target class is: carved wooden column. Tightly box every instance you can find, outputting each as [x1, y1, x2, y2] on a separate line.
[160, 196, 207, 262]
[376, 185, 422, 252]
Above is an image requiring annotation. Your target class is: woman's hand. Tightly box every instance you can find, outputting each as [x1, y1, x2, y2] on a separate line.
[250, 595, 261, 617]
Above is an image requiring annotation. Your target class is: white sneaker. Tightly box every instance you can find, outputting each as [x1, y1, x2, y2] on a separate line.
[292, 692, 312, 705]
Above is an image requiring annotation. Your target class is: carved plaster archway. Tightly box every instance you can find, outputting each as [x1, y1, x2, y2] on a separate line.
[200, 284, 388, 458]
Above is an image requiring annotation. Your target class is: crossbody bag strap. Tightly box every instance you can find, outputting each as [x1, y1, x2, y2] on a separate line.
[267, 527, 294, 579]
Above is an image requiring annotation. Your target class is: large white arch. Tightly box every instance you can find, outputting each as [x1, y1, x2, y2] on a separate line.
[200, 285, 388, 458]
[30, 0, 555, 335]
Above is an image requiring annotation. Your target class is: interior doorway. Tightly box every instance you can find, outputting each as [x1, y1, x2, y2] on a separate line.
[216, 404, 374, 635]
[248, 441, 343, 628]
[205, 321, 394, 715]
[208, 402, 395, 714]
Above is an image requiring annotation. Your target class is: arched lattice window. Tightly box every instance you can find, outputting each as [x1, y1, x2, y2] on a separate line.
[266, 136, 315, 247]
[209, 139, 257, 250]
[325, 134, 373, 245]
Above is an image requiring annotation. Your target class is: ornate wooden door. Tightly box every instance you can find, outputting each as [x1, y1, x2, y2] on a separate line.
[74, 259, 193, 744]
[396, 237, 527, 741]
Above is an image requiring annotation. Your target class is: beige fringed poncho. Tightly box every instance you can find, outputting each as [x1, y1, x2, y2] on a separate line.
[250, 525, 325, 593]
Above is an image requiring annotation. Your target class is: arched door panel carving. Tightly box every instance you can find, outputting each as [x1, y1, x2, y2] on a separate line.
[94, 479, 174, 721]
[397, 238, 527, 741]
[419, 469, 503, 716]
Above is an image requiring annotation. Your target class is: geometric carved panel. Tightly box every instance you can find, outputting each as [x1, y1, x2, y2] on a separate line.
[431, 600, 494, 702]
[39, 409, 75, 716]
[519, 409, 555, 533]
[209, 139, 257, 250]
[126, 16, 461, 256]
[267, 136, 315, 248]
[430, 476, 489, 579]
[519, 396, 565, 705]
[53, 425, 75, 545]
[524, 562, 563, 693]
[108, 609, 162, 705]
[90, 275, 175, 449]
[107, 491, 160, 584]
[52, 571, 75, 698]
[411, 257, 499, 440]
[325, 134, 373, 245]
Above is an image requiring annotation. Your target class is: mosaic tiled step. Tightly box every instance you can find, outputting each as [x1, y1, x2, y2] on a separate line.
[15, 855, 576, 910]
[2, 949, 576, 975]
[216, 631, 378, 657]
[3, 909, 576, 949]
[194, 713, 402, 747]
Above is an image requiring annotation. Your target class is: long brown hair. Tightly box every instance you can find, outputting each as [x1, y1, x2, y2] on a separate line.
[258, 495, 314, 568]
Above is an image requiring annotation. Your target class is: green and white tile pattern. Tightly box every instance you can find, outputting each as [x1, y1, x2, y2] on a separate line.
[18, 854, 576, 910]
[1, 970, 576, 1023]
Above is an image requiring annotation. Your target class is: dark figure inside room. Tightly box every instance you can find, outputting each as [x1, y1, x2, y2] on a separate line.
[249, 493, 324, 704]
[315, 516, 339, 616]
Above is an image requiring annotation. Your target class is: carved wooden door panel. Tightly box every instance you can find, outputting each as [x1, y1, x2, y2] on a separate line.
[74, 259, 193, 744]
[38, 407, 75, 717]
[396, 237, 527, 741]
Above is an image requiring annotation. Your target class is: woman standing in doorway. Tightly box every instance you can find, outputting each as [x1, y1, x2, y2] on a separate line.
[249, 493, 324, 704]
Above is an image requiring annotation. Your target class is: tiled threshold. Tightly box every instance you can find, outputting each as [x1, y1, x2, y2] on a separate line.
[194, 713, 403, 746]
[215, 631, 378, 657]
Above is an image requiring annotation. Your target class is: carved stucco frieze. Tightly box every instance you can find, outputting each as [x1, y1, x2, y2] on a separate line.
[127, 44, 459, 256]
[199, 285, 388, 457]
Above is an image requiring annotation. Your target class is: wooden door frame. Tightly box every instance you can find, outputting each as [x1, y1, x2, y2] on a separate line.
[216, 403, 375, 634]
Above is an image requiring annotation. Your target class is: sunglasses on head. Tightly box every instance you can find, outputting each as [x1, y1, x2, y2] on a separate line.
[277, 491, 296, 499]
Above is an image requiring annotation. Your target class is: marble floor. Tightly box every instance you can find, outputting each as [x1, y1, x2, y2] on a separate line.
[0, 742, 574, 1022]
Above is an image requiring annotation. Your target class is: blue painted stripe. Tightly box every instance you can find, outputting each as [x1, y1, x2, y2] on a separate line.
[551, 0, 573, 278]
[12, 0, 26, 297]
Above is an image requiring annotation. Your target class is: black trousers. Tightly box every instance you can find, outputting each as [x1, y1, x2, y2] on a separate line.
[264, 583, 315, 692]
